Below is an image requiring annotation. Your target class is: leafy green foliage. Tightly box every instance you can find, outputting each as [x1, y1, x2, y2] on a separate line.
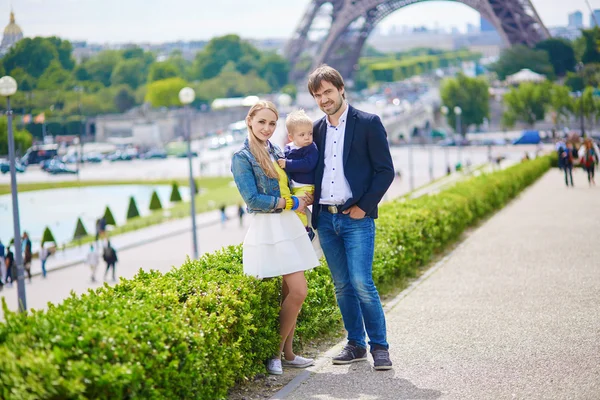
[580, 28, 600, 64]
[103, 206, 116, 226]
[145, 77, 188, 108]
[0, 116, 33, 155]
[41, 227, 56, 246]
[73, 217, 88, 240]
[440, 73, 490, 135]
[169, 182, 182, 202]
[0, 157, 551, 399]
[126, 196, 140, 220]
[534, 38, 576, 77]
[502, 82, 552, 127]
[491, 45, 555, 80]
[149, 190, 162, 211]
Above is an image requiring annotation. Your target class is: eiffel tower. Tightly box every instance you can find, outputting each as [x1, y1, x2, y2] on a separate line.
[285, 0, 550, 81]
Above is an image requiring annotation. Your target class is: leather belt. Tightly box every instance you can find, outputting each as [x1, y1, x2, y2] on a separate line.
[320, 204, 343, 214]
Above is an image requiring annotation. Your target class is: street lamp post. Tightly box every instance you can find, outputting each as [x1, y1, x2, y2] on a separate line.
[179, 87, 199, 260]
[576, 62, 585, 137]
[440, 106, 450, 174]
[0, 76, 27, 312]
[454, 106, 463, 167]
[425, 105, 434, 182]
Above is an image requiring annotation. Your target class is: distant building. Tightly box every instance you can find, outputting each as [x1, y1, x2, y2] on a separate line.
[568, 11, 583, 29]
[590, 10, 600, 27]
[480, 16, 496, 32]
[1, 10, 23, 55]
[466, 23, 478, 34]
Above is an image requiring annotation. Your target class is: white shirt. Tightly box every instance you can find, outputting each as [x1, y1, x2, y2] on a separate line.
[87, 251, 99, 266]
[320, 104, 353, 205]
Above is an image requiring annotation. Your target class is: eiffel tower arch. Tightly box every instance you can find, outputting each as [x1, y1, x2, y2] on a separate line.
[285, 0, 550, 82]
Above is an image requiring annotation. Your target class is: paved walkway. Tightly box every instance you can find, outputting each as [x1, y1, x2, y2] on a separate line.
[276, 169, 600, 400]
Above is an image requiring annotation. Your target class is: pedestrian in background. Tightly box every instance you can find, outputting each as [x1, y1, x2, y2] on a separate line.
[238, 204, 245, 227]
[0, 239, 5, 285]
[22, 232, 32, 283]
[561, 142, 576, 188]
[4, 246, 14, 285]
[39, 244, 49, 278]
[579, 138, 598, 187]
[102, 241, 118, 282]
[220, 204, 227, 227]
[87, 244, 100, 282]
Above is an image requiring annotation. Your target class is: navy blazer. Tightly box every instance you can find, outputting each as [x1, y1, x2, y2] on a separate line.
[311, 105, 394, 228]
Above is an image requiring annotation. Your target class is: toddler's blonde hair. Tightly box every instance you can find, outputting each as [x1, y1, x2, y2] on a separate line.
[285, 109, 313, 136]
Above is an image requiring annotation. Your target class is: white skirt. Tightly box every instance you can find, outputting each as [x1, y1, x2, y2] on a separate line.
[243, 210, 320, 279]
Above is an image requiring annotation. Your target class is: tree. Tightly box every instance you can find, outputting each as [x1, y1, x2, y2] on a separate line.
[2, 37, 58, 78]
[170, 182, 182, 202]
[440, 74, 490, 135]
[104, 206, 116, 226]
[581, 28, 600, 64]
[258, 53, 290, 90]
[46, 36, 75, 71]
[82, 50, 122, 87]
[491, 45, 555, 81]
[126, 196, 140, 219]
[566, 63, 600, 91]
[36, 61, 73, 90]
[549, 84, 574, 127]
[41, 227, 56, 246]
[9, 67, 35, 91]
[111, 58, 146, 89]
[574, 86, 599, 128]
[191, 34, 260, 80]
[73, 217, 88, 240]
[0, 116, 32, 155]
[149, 191, 163, 210]
[114, 87, 136, 113]
[502, 82, 552, 128]
[145, 77, 188, 108]
[535, 38, 576, 77]
[147, 61, 179, 83]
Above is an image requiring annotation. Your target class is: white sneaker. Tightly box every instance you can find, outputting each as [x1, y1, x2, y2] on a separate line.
[266, 358, 283, 375]
[282, 355, 315, 368]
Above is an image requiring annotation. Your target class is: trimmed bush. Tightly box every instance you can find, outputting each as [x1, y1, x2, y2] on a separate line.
[73, 218, 88, 240]
[126, 196, 140, 220]
[149, 190, 162, 210]
[0, 157, 551, 399]
[41, 227, 56, 246]
[170, 182, 182, 202]
[103, 206, 116, 226]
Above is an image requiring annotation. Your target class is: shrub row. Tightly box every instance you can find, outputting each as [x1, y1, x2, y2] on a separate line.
[0, 157, 551, 399]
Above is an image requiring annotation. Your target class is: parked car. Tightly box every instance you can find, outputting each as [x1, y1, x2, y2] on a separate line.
[46, 161, 77, 174]
[107, 149, 138, 162]
[82, 153, 104, 163]
[21, 144, 59, 165]
[176, 151, 198, 158]
[0, 159, 26, 174]
[140, 149, 168, 159]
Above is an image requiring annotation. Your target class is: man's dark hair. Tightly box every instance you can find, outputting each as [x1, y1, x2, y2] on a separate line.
[307, 64, 346, 99]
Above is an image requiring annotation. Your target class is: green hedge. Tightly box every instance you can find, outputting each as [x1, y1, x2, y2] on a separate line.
[104, 206, 116, 226]
[73, 217, 88, 240]
[126, 197, 140, 220]
[170, 182, 182, 202]
[149, 191, 163, 211]
[0, 157, 551, 399]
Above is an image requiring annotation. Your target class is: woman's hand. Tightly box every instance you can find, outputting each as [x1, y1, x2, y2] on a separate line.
[303, 192, 314, 206]
[277, 197, 286, 209]
[296, 197, 307, 213]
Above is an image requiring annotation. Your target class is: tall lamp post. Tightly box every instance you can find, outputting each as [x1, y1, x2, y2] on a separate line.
[454, 106, 463, 167]
[576, 62, 585, 138]
[440, 106, 450, 174]
[425, 105, 434, 182]
[1, 75, 27, 312]
[179, 87, 199, 260]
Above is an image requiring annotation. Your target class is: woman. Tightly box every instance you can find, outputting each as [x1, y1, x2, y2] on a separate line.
[561, 142, 575, 187]
[231, 100, 319, 375]
[580, 138, 598, 187]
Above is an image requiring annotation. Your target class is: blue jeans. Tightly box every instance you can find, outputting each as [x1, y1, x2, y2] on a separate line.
[318, 211, 388, 349]
[41, 260, 47, 278]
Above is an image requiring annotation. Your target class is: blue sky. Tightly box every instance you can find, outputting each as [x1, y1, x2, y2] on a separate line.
[3, 0, 595, 43]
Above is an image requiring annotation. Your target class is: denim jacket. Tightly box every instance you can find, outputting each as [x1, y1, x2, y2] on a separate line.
[231, 139, 285, 213]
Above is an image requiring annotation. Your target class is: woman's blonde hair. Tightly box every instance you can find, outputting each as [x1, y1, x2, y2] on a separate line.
[246, 100, 279, 179]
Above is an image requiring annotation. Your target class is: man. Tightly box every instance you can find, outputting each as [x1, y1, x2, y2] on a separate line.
[22, 232, 32, 283]
[0, 239, 5, 285]
[87, 244, 100, 282]
[307, 65, 395, 370]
